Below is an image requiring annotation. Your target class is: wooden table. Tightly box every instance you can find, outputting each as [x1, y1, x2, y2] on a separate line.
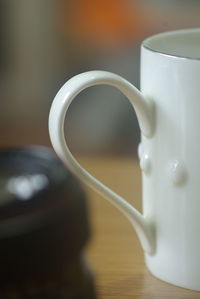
[0, 127, 199, 298]
[78, 155, 200, 299]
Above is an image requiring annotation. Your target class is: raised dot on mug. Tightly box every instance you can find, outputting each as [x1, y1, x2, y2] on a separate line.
[169, 160, 187, 186]
[140, 153, 151, 174]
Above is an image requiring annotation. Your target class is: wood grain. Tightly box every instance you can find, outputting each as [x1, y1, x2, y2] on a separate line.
[78, 155, 200, 299]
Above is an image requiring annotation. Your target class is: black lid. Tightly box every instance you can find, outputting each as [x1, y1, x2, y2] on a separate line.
[0, 146, 88, 234]
[0, 146, 90, 281]
[0, 146, 69, 218]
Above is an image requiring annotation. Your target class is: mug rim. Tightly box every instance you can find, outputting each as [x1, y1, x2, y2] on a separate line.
[142, 28, 200, 60]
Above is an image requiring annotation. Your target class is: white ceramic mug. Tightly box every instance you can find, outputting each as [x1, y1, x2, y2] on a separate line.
[49, 29, 200, 291]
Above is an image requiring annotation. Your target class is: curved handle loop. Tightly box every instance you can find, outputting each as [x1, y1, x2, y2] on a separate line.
[49, 71, 155, 254]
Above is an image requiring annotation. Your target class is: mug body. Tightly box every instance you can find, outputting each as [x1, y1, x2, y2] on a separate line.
[140, 29, 200, 290]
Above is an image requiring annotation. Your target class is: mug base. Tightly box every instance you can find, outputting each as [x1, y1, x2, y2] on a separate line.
[146, 264, 200, 292]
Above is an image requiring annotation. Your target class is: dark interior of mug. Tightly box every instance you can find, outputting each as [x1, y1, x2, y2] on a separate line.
[143, 28, 200, 59]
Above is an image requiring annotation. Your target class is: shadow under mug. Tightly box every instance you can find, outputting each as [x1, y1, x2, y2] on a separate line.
[49, 28, 200, 291]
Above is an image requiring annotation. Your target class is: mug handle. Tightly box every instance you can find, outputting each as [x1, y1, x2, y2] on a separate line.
[49, 71, 155, 254]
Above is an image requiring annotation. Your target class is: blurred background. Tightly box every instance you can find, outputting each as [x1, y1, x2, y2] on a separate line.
[1, 0, 200, 155]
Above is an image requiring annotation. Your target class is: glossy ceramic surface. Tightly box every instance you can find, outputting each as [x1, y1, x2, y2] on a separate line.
[49, 29, 200, 291]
